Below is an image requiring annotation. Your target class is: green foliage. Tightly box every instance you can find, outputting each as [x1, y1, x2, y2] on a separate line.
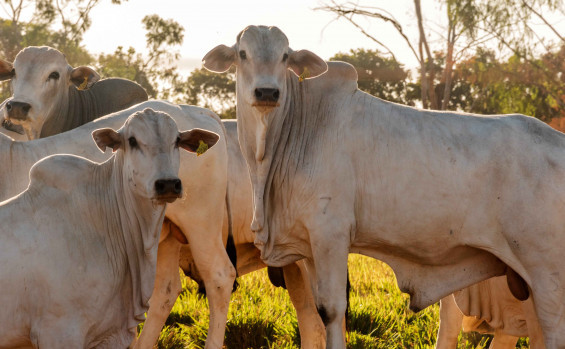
[330, 49, 415, 106]
[177, 67, 236, 119]
[95, 15, 185, 99]
[145, 255, 529, 348]
[451, 45, 565, 121]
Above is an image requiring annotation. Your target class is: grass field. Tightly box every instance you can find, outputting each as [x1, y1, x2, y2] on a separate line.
[147, 254, 529, 349]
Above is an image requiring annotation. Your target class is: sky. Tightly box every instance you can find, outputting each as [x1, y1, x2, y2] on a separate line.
[80, 0, 445, 74]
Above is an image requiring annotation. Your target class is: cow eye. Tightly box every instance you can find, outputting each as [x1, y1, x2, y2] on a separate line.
[282, 53, 288, 62]
[48, 71, 59, 80]
[239, 50, 247, 60]
[175, 136, 180, 148]
[128, 137, 138, 148]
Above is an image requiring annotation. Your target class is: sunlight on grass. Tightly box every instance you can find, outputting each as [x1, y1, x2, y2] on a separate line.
[147, 254, 529, 348]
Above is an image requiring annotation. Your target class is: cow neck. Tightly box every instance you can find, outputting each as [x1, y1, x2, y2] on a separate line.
[238, 73, 325, 262]
[101, 152, 166, 331]
[40, 86, 98, 138]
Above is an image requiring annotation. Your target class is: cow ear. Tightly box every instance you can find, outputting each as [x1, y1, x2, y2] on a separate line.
[0, 59, 14, 81]
[178, 128, 220, 155]
[70, 66, 100, 90]
[92, 128, 122, 153]
[203, 45, 236, 73]
[288, 50, 328, 80]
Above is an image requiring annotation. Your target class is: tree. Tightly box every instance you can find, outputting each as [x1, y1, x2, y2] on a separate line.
[316, 0, 563, 112]
[330, 48, 415, 105]
[449, 45, 565, 121]
[317, 0, 482, 110]
[0, 0, 125, 61]
[96, 14, 184, 99]
[178, 67, 236, 119]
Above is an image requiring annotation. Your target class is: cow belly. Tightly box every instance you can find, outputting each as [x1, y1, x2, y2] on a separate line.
[352, 245, 507, 310]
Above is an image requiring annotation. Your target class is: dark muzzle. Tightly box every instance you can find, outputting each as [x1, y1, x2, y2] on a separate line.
[5, 101, 31, 121]
[254, 88, 279, 103]
[154, 178, 182, 203]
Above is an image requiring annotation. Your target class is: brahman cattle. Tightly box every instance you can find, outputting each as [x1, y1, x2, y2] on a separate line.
[204, 25, 565, 348]
[0, 108, 219, 347]
[0, 100, 236, 349]
[131, 119, 327, 349]
[0, 46, 147, 139]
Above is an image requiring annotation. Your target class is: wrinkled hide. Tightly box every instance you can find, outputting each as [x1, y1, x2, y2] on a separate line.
[204, 25, 565, 348]
[0, 109, 220, 347]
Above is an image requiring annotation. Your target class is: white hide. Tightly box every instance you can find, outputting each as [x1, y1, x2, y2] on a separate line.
[204, 25, 565, 348]
[0, 100, 235, 349]
[0, 109, 219, 347]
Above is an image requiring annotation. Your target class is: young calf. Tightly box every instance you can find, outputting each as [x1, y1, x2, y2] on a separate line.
[0, 108, 219, 348]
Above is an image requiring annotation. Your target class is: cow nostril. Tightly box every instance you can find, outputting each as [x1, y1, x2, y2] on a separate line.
[5, 102, 12, 112]
[273, 90, 280, 100]
[254, 89, 263, 99]
[174, 179, 182, 194]
[155, 180, 165, 194]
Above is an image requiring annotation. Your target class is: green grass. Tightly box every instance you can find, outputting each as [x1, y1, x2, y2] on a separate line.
[146, 255, 529, 348]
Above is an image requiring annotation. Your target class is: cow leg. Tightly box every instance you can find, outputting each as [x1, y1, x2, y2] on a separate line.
[283, 260, 326, 349]
[132, 227, 182, 349]
[435, 295, 463, 348]
[528, 275, 565, 348]
[306, 229, 349, 349]
[33, 323, 85, 348]
[488, 330, 518, 349]
[521, 295, 545, 349]
[182, 221, 236, 349]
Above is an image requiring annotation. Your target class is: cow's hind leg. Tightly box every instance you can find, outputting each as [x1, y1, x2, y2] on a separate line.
[131, 223, 183, 349]
[283, 260, 326, 349]
[435, 295, 463, 348]
[33, 322, 85, 348]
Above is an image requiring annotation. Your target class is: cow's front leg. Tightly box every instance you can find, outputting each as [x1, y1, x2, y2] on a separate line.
[435, 295, 463, 348]
[131, 223, 183, 349]
[283, 260, 326, 349]
[528, 271, 565, 348]
[306, 225, 350, 349]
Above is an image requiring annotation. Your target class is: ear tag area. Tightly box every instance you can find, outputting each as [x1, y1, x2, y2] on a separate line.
[78, 76, 89, 90]
[196, 140, 209, 157]
[298, 67, 310, 82]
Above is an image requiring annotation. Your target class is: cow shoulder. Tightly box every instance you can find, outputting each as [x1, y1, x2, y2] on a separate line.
[28, 154, 98, 193]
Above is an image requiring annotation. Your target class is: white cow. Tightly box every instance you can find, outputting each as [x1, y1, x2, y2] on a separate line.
[0, 46, 148, 140]
[0, 108, 219, 347]
[133, 119, 327, 349]
[204, 25, 565, 348]
[0, 100, 236, 349]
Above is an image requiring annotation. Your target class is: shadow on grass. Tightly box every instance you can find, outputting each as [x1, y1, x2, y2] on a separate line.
[224, 318, 279, 348]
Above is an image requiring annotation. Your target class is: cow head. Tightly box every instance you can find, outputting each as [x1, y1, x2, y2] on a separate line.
[92, 108, 220, 205]
[0, 46, 100, 140]
[203, 25, 328, 115]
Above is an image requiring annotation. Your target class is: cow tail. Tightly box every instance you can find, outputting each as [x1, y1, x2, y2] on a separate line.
[225, 186, 239, 292]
